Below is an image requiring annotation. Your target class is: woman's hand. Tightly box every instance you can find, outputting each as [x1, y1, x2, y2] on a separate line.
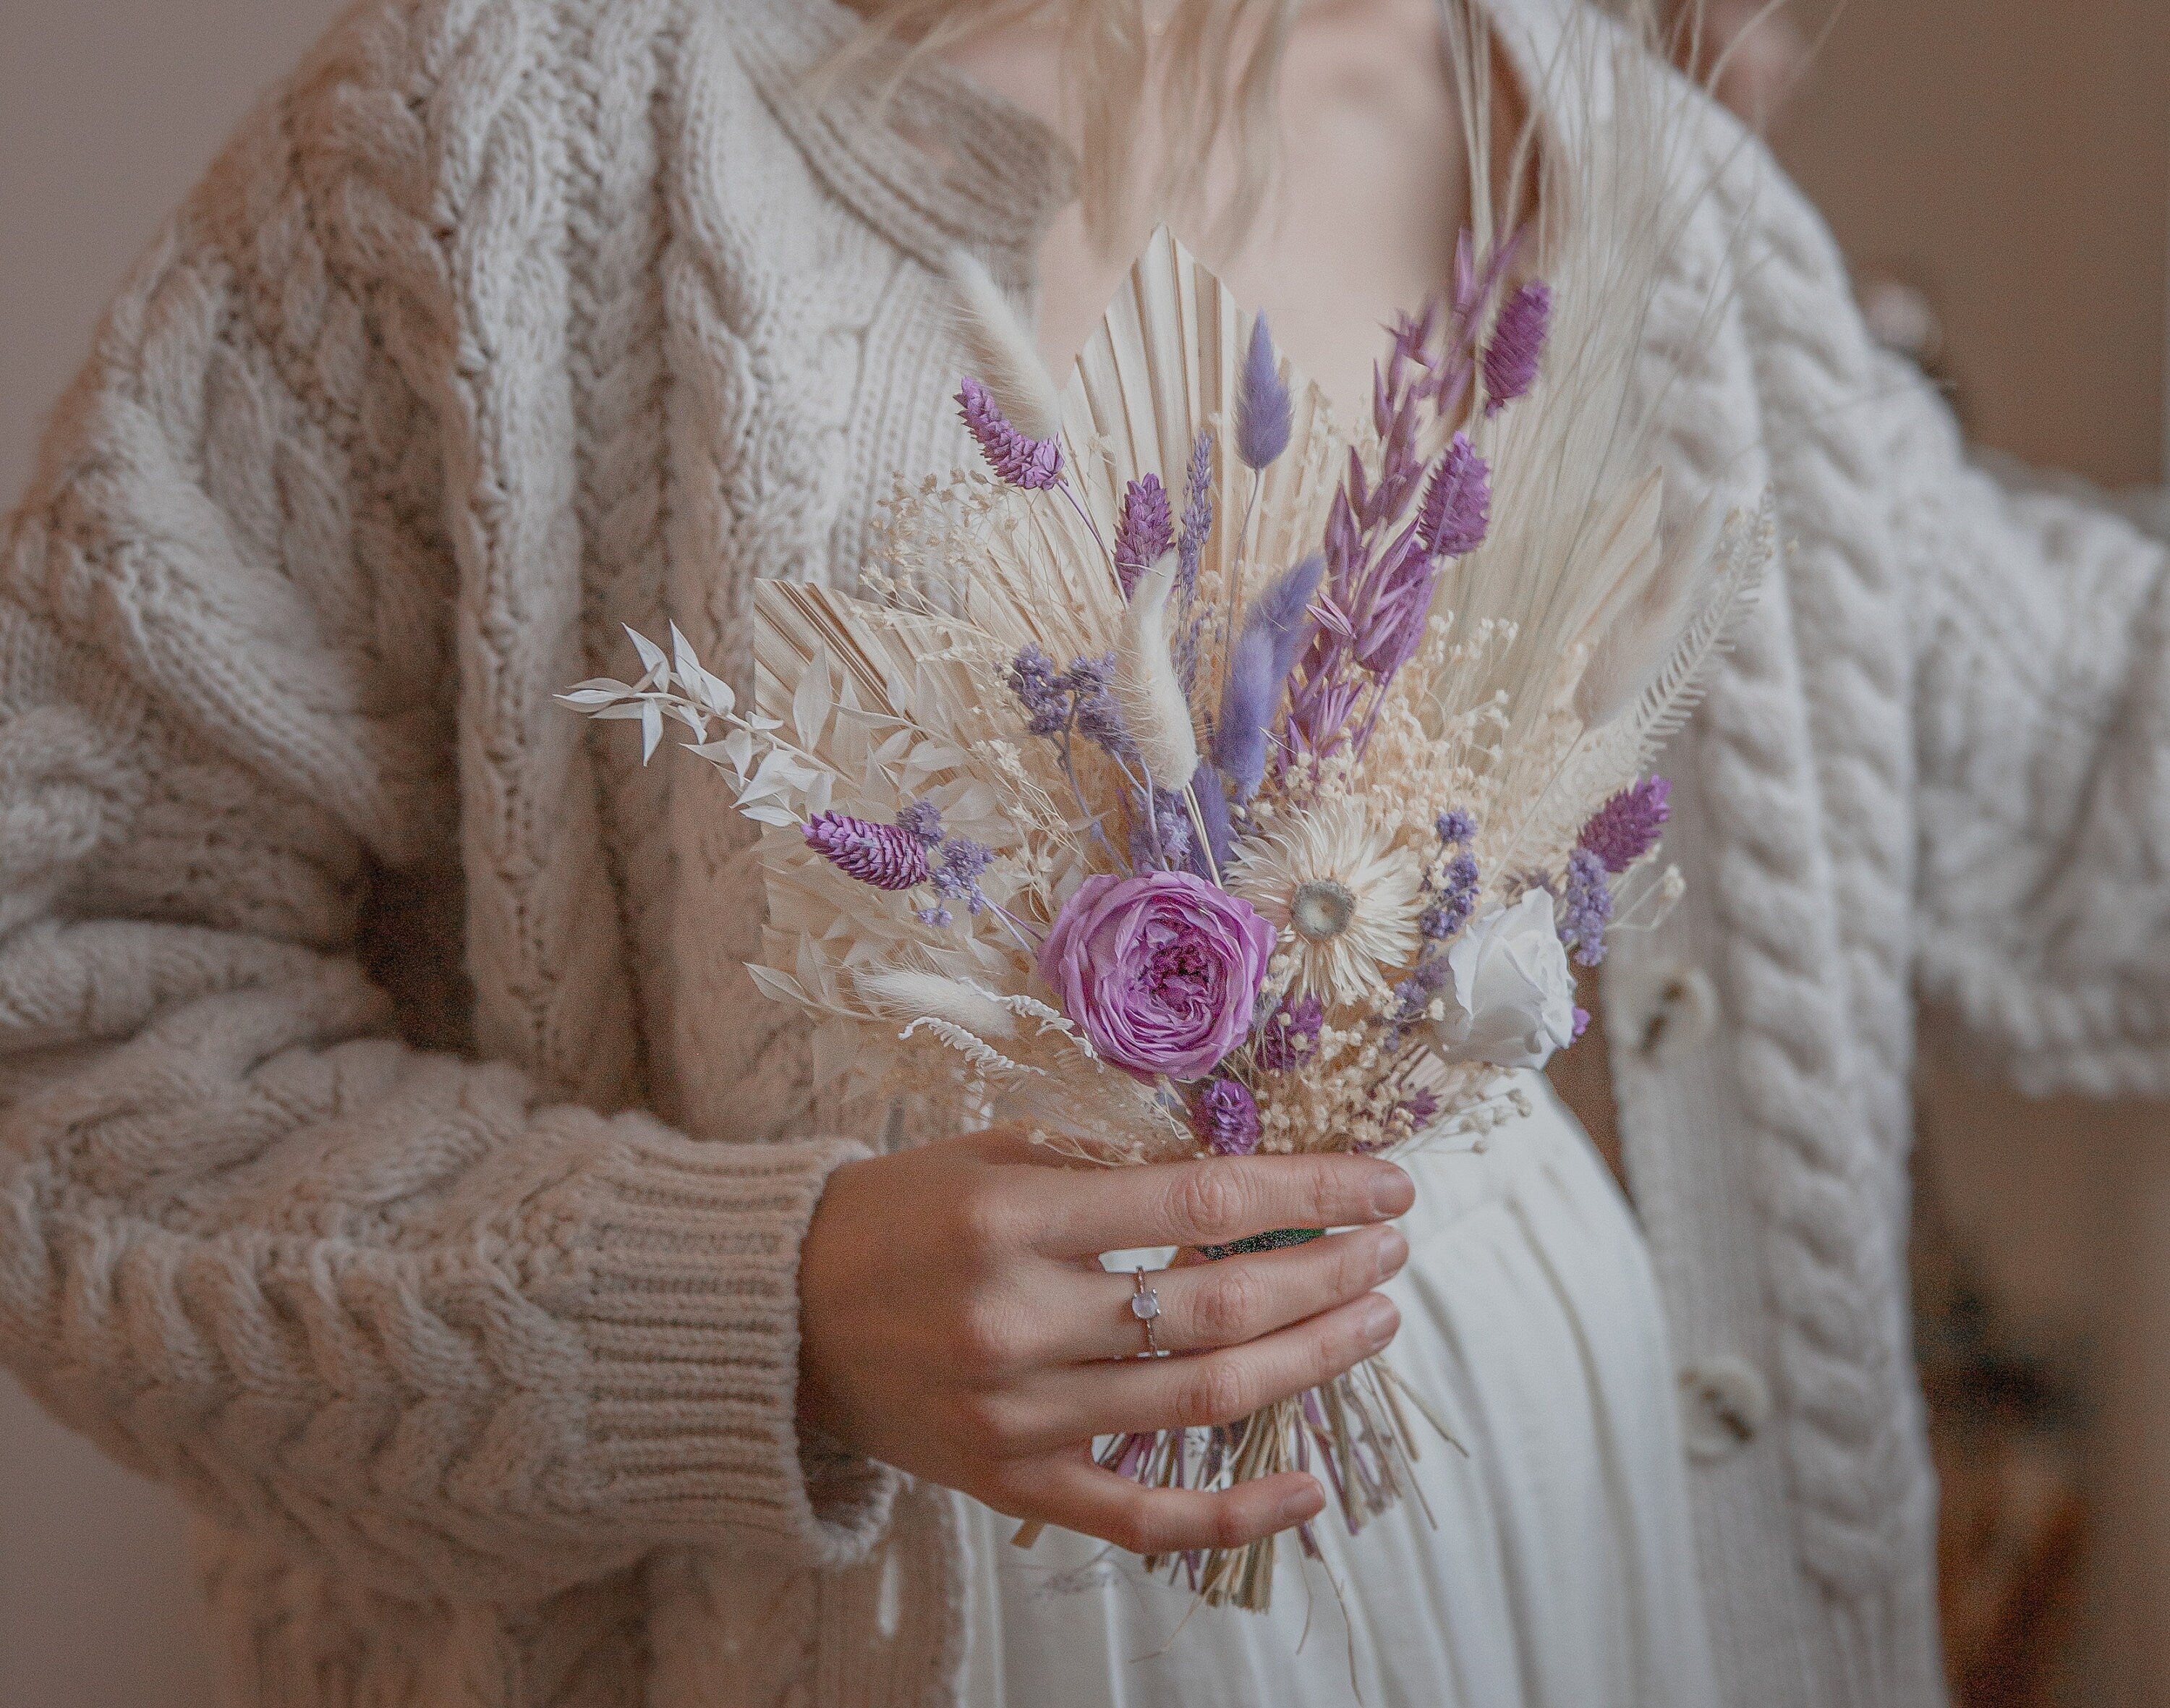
[797, 1129, 1413, 1555]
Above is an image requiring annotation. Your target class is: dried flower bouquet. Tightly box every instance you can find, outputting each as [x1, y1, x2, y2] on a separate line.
[564, 195, 1765, 1607]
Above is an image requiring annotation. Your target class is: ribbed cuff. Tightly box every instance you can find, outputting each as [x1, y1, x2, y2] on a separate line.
[566, 1125, 898, 1567]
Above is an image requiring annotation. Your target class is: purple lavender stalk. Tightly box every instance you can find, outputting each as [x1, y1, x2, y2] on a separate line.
[1176, 432, 1214, 595]
[1114, 473, 1174, 598]
[1236, 315, 1293, 472]
[1416, 433, 1491, 558]
[1188, 761, 1235, 871]
[1483, 282, 1552, 413]
[956, 376, 1062, 488]
[804, 812, 933, 891]
[1212, 554, 1324, 799]
[1579, 777, 1672, 873]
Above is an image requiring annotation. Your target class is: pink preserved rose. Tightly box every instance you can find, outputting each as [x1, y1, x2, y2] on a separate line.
[1038, 872, 1275, 1079]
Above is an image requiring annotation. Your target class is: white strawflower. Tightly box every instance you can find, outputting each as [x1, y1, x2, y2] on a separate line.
[1430, 891, 1578, 1071]
[1230, 799, 1424, 1008]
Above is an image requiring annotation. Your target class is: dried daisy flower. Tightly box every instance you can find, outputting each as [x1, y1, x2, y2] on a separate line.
[1229, 798, 1424, 1008]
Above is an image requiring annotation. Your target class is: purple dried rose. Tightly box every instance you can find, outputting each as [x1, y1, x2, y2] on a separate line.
[1038, 871, 1275, 1079]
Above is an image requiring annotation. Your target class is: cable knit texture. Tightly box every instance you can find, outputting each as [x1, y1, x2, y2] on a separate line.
[2, 0, 2167, 1704]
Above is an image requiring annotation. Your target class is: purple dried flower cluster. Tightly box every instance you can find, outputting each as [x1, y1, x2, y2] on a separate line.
[1008, 645, 1134, 763]
[957, 376, 1062, 490]
[1436, 809, 1476, 846]
[1236, 316, 1293, 472]
[1128, 787, 1196, 875]
[1483, 283, 1552, 413]
[1557, 847, 1614, 968]
[927, 837, 995, 927]
[1191, 1077, 1263, 1156]
[1396, 1089, 1441, 1132]
[1579, 777, 1672, 874]
[1421, 851, 1481, 942]
[804, 812, 933, 891]
[1254, 993, 1323, 1072]
[1115, 473, 1173, 597]
[896, 799, 945, 847]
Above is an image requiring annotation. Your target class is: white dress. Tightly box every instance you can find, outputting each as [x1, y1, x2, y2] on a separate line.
[961, 1076, 1722, 1708]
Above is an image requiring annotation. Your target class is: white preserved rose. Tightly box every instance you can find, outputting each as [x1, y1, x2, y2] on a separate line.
[1430, 891, 1580, 1070]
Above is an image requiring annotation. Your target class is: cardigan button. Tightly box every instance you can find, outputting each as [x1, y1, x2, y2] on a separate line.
[1679, 1356, 1771, 1461]
[1620, 961, 1719, 1063]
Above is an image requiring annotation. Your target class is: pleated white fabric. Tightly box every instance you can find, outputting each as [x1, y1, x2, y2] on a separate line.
[962, 1076, 1721, 1708]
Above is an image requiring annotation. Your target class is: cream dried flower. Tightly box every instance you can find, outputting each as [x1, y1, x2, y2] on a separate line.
[1230, 799, 1424, 1008]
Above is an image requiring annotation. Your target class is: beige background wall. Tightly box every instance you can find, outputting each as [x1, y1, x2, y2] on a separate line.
[1777, 5, 2170, 1702]
[1, 5, 344, 1704]
[1, 2, 2166, 1706]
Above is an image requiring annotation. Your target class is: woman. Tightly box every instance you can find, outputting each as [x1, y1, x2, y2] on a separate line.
[1, 2, 2163, 1707]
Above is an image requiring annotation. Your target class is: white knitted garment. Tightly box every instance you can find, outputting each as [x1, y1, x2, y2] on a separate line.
[3, 1, 2168, 1704]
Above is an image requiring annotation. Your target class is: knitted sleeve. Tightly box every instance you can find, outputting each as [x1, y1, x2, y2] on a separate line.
[0, 2, 894, 1606]
[1903, 388, 2170, 1098]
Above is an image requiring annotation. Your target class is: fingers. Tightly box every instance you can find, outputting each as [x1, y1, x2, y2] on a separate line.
[997, 1456, 1327, 1557]
[1061, 1225, 1409, 1361]
[1029, 1152, 1415, 1259]
[1018, 1291, 1401, 1448]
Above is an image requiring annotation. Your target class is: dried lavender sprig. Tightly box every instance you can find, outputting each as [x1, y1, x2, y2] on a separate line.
[1177, 432, 1214, 598]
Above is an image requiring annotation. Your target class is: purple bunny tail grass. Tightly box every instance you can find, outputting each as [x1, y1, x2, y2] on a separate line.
[1188, 762, 1235, 871]
[1191, 1078, 1262, 1157]
[1578, 777, 1672, 874]
[1482, 282, 1552, 414]
[1416, 433, 1492, 558]
[804, 812, 933, 891]
[1236, 315, 1293, 472]
[1115, 474, 1174, 598]
[956, 375, 1062, 488]
[1213, 554, 1325, 798]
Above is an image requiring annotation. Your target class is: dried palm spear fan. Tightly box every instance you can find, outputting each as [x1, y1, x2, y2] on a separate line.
[561, 4, 1763, 1615]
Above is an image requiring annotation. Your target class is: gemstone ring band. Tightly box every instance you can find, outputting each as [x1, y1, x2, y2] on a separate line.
[1130, 1267, 1164, 1358]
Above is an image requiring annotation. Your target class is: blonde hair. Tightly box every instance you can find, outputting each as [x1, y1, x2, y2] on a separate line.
[825, 1, 1672, 254]
[827, 0, 1301, 255]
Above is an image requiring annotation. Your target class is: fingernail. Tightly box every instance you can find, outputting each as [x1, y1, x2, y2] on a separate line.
[1277, 1483, 1322, 1526]
[1360, 1295, 1400, 1348]
[1369, 1165, 1414, 1218]
[1374, 1228, 1409, 1283]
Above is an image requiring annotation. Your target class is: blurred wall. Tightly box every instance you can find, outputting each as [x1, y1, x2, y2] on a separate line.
[0, 5, 346, 1705]
[1775, 4, 2170, 1703]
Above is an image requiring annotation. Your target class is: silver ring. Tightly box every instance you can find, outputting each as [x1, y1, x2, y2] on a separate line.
[1130, 1267, 1163, 1357]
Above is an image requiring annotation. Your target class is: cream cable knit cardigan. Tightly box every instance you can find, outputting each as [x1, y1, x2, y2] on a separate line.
[4, 0, 2168, 1703]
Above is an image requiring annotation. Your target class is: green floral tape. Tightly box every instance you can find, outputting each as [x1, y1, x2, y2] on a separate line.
[1197, 1227, 1327, 1262]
